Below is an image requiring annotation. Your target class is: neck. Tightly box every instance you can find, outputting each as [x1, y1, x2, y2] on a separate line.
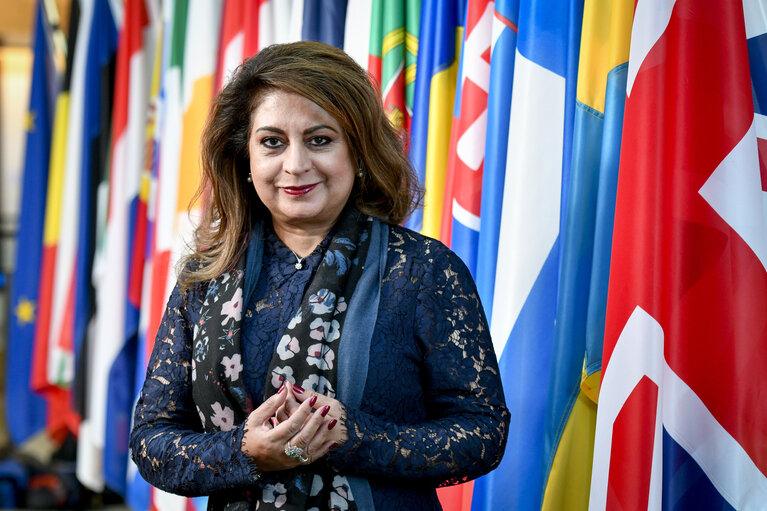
[272, 222, 330, 258]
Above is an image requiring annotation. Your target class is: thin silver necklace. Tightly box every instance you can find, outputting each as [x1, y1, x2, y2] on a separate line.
[291, 250, 305, 270]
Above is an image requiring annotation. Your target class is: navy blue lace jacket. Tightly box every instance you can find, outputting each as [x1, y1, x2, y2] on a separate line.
[130, 224, 510, 510]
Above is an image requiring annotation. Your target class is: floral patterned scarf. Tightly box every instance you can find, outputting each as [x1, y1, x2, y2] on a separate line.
[193, 207, 370, 510]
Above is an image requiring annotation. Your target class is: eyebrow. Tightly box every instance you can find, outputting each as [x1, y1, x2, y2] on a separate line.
[255, 124, 339, 135]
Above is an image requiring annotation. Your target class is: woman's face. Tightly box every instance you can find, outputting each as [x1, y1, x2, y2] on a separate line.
[248, 90, 355, 235]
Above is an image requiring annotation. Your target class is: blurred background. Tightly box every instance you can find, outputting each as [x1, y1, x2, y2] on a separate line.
[1, 0, 765, 510]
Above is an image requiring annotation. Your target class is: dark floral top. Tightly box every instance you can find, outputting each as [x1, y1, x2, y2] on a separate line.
[130, 224, 510, 510]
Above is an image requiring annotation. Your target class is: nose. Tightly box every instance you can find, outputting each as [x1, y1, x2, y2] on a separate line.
[283, 143, 312, 174]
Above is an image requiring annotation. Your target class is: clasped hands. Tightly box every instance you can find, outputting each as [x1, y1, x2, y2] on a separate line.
[240, 381, 348, 471]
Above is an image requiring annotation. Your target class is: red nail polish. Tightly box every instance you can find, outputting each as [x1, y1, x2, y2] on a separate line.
[321, 405, 330, 417]
[269, 417, 275, 427]
[293, 385, 305, 394]
[330, 442, 339, 449]
[328, 419, 337, 430]
[279, 374, 285, 381]
[277, 383, 285, 394]
[309, 395, 317, 407]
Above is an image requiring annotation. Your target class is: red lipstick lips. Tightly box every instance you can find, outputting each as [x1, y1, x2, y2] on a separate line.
[282, 184, 317, 196]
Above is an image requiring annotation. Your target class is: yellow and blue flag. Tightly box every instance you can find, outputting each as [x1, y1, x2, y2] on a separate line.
[540, 1, 632, 509]
[407, 0, 464, 236]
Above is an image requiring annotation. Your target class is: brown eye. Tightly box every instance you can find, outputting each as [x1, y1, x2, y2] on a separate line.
[262, 137, 283, 148]
[309, 136, 331, 147]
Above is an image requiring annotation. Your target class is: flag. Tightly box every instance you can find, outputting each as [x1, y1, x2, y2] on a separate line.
[215, 0, 246, 92]
[97, 0, 155, 495]
[475, 0, 581, 509]
[434, 0, 492, 502]
[69, 0, 119, 490]
[127, 3, 167, 509]
[31, 0, 88, 442]
[367, 0, 420, 138]
[540, 1, 631, 509]
[473, 0, 519, 318]
[139, 2, 221, 507]
[590, 0, 767, 508]
[440, 0, 493, 275]
[343, 0, 372, 70]
[301, 0, 347, 48]
[407, 0, 464, 236]
[747, 0, 767, 193]
[255, 0, 302, 50]
[6, 0, 57, 446]
[469, 1, 520, 508]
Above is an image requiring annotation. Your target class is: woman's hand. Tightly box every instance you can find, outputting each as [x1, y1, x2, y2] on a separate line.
[288, 384, 349, 447]
[240, 383, 338, 471]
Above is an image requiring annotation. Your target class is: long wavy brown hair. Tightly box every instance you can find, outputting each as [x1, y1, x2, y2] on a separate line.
[179, 41, 421, 286]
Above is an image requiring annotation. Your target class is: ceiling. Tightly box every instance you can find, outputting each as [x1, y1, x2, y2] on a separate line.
[0, 0, 70, 47]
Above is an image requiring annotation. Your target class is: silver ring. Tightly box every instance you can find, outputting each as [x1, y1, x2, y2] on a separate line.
[284, 442, 304, 459]
[298, 454, 310, 463]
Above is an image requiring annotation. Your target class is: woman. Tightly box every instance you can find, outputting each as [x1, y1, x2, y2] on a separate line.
[130, 41, 509, 511]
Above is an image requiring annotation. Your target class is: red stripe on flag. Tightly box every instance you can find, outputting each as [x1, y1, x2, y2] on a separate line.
[606, 376, 658, 511]
[146, 250, 171, 357]
[437, 481, 474, 511]
[368, 55, 383, 87]
[493, 11, 518, 34]
[216, 0, 245, 92]
[31, 244, 57, 391]
[59, 276, 76, 351]
[128, 198, 148, 307]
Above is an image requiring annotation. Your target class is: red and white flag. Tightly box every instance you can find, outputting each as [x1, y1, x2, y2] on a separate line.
[590, 0, 767, 508]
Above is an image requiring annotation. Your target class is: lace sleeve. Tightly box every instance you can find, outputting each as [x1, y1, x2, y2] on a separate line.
[129, 284, 261, 497]
[326, 244, 510, 485]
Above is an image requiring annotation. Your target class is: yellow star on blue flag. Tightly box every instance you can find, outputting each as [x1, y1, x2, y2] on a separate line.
[15, 298, 36, 325]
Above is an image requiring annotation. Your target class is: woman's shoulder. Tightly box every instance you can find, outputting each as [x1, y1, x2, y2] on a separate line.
[384, 223, 471, 275]
[386, 223, 463, 259]
[386, 223, 449, 255]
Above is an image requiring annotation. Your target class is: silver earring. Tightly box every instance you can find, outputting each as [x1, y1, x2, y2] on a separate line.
[357, 162, 364, 178]
[246, 174, 253, 183]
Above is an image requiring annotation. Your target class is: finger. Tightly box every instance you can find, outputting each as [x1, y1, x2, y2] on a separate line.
[293, 389, 343, 418]
[246, 384, 289, 425]
[284, 401, 333, 463]
[302, 415, 341, 463]
[272, 396, 317, 440]
[275, 404, 290, 423]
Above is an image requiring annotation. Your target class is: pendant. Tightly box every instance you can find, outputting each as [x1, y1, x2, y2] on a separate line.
[295, 261, 303, 270]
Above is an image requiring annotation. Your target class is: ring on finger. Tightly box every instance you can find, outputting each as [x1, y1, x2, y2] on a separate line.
[284, 442, 304, 459]
[298, 453, 310, 463]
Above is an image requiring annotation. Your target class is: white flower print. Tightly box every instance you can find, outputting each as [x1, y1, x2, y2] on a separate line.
[221, 354, 243, 381]
[308, 288, 336, 314]
[288, 310, 302, 330]
[262, 483, 287, 508]
[306, 343, 335, 370]
[309, 318, 341, 342]
[335, 296, 347, 314]
[302, 374, 336, 398]
[329, 475, 354, 510]
[310, 474, 324, 496]
[329, 475, 354, 511]
[191, 359, 196, 382]
[210, 402, 235, 431]
[276, 335, 300, 360]
[270, 366, 294, 390]
[220, 286, 243, 326]
[196, 406, 205, 427]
